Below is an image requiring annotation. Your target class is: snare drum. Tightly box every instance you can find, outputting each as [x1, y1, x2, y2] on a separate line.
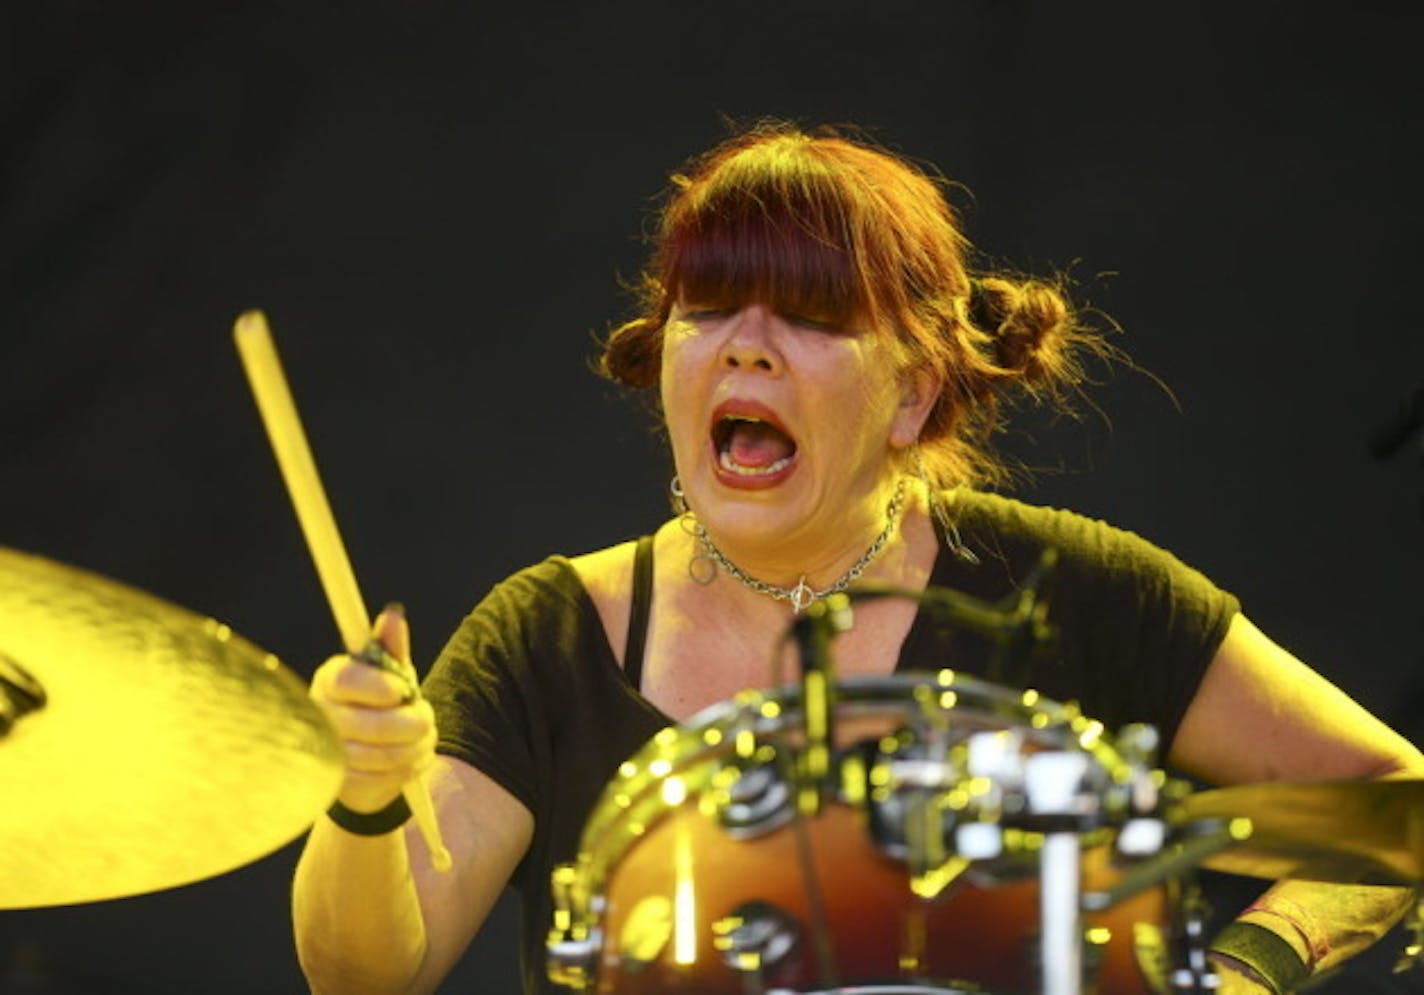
[548, 673, 1168, 994]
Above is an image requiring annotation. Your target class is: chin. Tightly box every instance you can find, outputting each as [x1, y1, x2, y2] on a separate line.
[692, 485, 811, 546]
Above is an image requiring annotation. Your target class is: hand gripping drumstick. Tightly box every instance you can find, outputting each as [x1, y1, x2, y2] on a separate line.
[233, 310, 452, 872]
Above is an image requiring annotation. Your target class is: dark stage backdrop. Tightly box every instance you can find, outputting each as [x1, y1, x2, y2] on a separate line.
[3, 3, 1422, 992]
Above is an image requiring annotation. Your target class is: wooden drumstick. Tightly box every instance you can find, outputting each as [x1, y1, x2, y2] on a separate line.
[233, 310, 453, 872]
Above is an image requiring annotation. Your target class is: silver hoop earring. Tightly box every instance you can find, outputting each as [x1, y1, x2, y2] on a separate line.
[669, 475, 688, 516]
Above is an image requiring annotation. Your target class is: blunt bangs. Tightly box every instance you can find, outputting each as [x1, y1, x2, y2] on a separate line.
[658, 143, 877, 332]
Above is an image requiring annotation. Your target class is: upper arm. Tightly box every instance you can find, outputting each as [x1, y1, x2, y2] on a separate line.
[405, 755, 534, 993]
[1167, 612, 1423, 785]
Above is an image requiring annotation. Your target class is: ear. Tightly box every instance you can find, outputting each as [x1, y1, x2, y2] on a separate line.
[889, 367, 942, 449]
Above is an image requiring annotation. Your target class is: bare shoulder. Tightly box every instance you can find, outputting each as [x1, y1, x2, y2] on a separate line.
[567, 540, 640, 666]
[568, 540, 640, 602]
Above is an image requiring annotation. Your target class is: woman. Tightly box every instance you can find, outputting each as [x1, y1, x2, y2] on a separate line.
[292, 124, 1423, 995]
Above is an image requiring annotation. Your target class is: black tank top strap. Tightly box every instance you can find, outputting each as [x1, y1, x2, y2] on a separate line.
[624, 534, 656, 691]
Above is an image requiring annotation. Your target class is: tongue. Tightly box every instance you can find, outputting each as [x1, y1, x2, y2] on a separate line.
[727, 421, 794, 467]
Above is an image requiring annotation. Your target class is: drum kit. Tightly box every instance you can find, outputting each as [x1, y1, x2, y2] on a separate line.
[544, 591, 1424, 994]
[4, 548, 1422, 993]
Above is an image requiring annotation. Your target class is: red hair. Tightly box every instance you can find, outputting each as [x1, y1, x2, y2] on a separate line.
[601, 122, 1103, 488]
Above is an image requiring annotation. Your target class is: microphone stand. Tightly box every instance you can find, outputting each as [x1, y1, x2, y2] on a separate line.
[789, 593, 853, 817]
[783, 550, 1067, 994]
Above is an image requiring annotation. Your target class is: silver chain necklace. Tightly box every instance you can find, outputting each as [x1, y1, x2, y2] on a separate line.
[688, 479, 908, 614]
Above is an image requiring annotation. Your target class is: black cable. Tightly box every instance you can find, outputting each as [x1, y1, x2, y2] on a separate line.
[1369, 382, 1424, 461]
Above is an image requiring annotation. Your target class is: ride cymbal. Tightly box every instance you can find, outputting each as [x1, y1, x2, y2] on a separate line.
[0, 547, 342, 909]
[1180, 779, 1424, 884]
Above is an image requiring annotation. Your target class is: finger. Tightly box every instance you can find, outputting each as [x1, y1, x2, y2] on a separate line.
[342, 736, 436, 774]
[320, 699, 434, 746]
[371, 602, 412, 672]
[312, 655, 412, 707]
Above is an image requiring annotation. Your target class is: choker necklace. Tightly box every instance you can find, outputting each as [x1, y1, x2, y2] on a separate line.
[687, 479, 908, 615]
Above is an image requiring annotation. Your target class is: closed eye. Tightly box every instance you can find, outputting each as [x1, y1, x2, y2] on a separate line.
[683, 307, 734, 323]
[783, 313, 843, 333]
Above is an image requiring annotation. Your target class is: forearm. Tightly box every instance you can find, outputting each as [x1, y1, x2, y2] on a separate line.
[292, 818, 432, 995]
[1219, 764, 1424, 983]
[1248, 880, 1413, 969]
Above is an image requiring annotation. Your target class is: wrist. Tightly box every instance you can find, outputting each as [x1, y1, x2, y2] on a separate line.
[1209, 921, 1309, 995]
[1241, 899, 1329, 969]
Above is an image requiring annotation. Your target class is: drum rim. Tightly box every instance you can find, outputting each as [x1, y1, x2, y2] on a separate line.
[563, 671, 1118, 902]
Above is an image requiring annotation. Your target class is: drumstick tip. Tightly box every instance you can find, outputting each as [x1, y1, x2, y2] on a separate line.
[233, 309, 271, 340]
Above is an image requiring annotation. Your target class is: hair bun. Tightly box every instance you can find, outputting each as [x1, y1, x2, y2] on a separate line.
[971, 276, 1074, 386]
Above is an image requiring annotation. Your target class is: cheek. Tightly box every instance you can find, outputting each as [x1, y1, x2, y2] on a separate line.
[836, 347, 902, 430]
[659, 332, 704, 443]
[657, 328, 684, 406]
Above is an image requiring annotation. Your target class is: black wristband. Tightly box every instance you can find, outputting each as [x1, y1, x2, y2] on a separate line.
[1210, 921, 1310, 995]
[326, 796, 412, 836]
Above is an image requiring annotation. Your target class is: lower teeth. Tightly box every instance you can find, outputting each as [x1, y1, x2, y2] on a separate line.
[719, 451, 793, 476]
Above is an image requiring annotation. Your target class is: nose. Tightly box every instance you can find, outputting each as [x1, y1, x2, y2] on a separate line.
[720, 305, 782, 374]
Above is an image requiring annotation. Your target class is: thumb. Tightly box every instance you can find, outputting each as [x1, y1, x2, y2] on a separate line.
[370, 602, 412, 668]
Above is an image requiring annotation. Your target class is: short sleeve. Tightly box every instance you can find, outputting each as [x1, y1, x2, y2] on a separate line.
[422, 571, 553, 817]
[929, 492, 1241, 753]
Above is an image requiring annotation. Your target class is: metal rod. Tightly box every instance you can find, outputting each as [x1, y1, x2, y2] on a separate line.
[1040, 831, 1083, 995]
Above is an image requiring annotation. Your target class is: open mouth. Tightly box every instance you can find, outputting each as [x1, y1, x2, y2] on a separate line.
[711, 413, 798, 478]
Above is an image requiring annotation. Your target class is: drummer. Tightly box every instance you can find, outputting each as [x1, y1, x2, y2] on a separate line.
[292, 123, 1423, 994]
